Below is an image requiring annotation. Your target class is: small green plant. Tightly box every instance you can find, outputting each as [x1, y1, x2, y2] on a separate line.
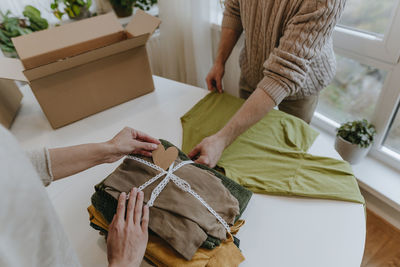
[51, 0, 92, 20]
[0, 6, 48, 57]
[134, 0, 158, 11]
[23, 6, 49, 31]
[337, 119, 376, 148]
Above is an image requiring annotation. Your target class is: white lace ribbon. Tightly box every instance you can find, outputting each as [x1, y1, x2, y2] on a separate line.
[125, 155, 231, 233]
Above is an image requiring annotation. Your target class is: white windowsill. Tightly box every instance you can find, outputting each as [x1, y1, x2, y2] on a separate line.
[311, 122, 400, 213]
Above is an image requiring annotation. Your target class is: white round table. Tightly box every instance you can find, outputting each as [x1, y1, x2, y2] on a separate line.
[11, 76, 365, 267]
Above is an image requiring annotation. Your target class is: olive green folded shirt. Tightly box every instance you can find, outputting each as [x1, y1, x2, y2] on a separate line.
[181, 92, 364, 204]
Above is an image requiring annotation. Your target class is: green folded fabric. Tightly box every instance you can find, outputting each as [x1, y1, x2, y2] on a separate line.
[181, 92, 365, 205]
[91, 139, 253, 250]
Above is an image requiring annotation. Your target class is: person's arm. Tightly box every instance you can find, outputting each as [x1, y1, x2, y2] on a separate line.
[188, 88, 274, 166]
[107, 187, 149, 267]
[49, 127, 160, 180]
[206, 0, 242, 92]
[190, 0, 345, 167]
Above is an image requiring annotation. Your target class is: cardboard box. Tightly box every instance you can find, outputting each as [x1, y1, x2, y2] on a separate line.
[0, 10, 160, 129]
[0, 79, 22, 128]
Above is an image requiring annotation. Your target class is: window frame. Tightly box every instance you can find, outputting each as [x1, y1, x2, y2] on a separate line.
[314, 0, 400, 171]
[333, 0, 400, 64]
[312, 49, 400, 171]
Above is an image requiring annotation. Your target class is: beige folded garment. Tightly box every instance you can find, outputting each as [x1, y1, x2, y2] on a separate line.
[102, 157, 240, 260]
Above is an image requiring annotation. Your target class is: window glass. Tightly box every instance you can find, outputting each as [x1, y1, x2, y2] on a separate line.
[384, 108, 400, 154]
[317, 54, 387, 123]
[338, 0, 397, 36]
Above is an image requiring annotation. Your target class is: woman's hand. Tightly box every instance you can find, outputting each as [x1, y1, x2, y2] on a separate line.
[104, 127, 161, 163]
[107, 188, 149, 267]
[48, 127, 160, 181]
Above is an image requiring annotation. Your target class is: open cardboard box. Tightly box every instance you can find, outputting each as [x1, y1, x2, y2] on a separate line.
[0, 10, 160, 129]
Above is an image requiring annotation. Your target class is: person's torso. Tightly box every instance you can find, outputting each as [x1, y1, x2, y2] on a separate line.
[237, 0, 336, 98]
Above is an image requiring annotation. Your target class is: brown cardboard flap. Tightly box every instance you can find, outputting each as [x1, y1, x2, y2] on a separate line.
[0, 79, 23, 128]
[12, 13, 124, 69]
[23, 33, 149, 81]
[0, 57, 27, 82]
[125, 9, 161, 38]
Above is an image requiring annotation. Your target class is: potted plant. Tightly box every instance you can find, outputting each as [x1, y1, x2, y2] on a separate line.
[51, 0, 92, 21]
[109, 0, 135, 17]
[335, 119, 376, 164]
[109, 0, 157, 18]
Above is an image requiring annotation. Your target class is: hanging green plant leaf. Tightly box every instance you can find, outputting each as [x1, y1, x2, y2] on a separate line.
[65, 7, 75, 18]
[72, 4, 82, 16]
[50, 0, 92, 20]
[23, 5, 48, 31]
[0, 8, 47, 56]
[76, 0, 85, 6]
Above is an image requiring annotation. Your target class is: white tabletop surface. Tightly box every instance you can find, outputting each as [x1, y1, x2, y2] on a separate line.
[11, 76, 365, 267]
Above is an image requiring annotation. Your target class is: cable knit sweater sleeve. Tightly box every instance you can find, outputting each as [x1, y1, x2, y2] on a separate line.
[222, 0, 243, 33]
[257, 0, 345, 104]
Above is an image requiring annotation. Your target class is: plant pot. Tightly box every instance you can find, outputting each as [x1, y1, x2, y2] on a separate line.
[112, 4, 133, 17]
[95, 0, 113, 14]
[334, 136, 371, 164]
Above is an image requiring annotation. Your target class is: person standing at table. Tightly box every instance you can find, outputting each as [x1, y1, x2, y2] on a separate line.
[189, 0, 346, 167]
[0, 126, 158, 267]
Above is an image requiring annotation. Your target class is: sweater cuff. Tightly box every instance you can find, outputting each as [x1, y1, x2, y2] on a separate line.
[222, 15, 243, 33]
[257, 77, 288, 105]
[26, 148, 54, 186]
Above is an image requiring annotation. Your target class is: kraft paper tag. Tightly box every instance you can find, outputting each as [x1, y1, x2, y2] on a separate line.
[152, 144, 178, 170]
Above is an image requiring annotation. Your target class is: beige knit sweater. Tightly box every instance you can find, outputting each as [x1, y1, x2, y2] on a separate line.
[222, 0, 346, 104]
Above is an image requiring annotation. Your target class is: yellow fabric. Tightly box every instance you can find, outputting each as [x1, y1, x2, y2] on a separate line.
[88, 205, 109, 231]
[145, 233, 244, 267]
[87, 205, 245, 267]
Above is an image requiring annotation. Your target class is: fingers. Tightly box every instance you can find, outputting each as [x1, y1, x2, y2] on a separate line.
[133, 140, 159, 151]
[109, 214, 116, 228]
[195, 155, 210, 167]
[116, 192, 127, 222]
[216, 77, 223, 93]
[136, 130, 160, 145]
[136, 150, 152, 157]
[126, 188, 137, 223]
[188, 145, 200, 159]
[141, 204, 149, 232]
[134, 191, 144, 225]
[206, 76, 214, 91]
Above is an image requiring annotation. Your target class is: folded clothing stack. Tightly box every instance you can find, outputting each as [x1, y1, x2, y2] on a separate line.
[88, 205, 246, 267]
[89, 140, 253, 265]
